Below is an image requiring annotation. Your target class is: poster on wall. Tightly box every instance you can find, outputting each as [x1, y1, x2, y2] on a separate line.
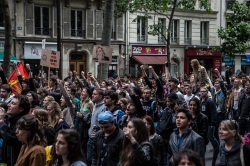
[40, 49, 60, 68]
[92, 45, 112, 64]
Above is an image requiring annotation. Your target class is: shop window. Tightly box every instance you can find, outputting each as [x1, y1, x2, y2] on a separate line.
[35, 6, 50, 35]
[158, 18, 166, 43]
[184, 20, 192, 45]
[137, 16, 147, 43]
[71, 10, 84, 37]
[200, 21, 209, 45]
[170, 20, 179, 44]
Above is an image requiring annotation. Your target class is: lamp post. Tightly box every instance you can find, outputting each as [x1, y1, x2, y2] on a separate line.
[57, 0, 62, 78]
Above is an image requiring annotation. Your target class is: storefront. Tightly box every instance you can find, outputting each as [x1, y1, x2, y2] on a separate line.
[24, 42, 57, 76]
[184, 47, 222, 77]
[130, 45, 167, 77]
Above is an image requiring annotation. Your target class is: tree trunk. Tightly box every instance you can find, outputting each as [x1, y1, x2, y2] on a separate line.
[97, 0, 114, 81]
[166, 0, 178, 75]
[1, 0, 12, 77]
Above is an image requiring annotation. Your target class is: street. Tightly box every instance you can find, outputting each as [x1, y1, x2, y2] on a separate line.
[205, 142, 214, 166]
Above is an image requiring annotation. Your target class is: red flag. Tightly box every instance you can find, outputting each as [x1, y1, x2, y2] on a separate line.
[8, 62, 29, 94]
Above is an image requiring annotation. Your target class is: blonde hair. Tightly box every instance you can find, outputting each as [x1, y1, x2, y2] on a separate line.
[48, 101, 62, 127]
[220, 120, 243, 141]
[191, 59, 200, 74]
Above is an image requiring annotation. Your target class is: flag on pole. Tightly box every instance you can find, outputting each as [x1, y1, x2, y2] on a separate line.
[8, 62, 29, 94]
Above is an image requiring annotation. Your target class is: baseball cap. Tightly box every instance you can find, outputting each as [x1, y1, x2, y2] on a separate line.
[98, 111, 114, 124]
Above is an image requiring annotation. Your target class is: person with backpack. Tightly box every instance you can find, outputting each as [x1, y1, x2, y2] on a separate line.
[103, 90, 124, 124]
[120, 118, 156, 166]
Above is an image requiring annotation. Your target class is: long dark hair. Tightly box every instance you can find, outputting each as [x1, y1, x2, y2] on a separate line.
[50, 129, 85, 165]
[120, 118, 149, 166]
[142, 115, 155, 136]
[16, 115, 47, 147]
[189, 97, 201, 115]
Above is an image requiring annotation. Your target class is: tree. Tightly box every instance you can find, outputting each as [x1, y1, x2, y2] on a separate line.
[0, 0, 12, 77]
[115, 0, 211, 73]
[218, 0, 250, 56]
[98, 0, 115, 81]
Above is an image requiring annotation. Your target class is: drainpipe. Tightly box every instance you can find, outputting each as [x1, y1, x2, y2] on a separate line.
[125, 10, 130, 75]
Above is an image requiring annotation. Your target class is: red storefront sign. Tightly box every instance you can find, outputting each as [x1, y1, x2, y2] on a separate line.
[185, 48, 222, 57]
[132, 46, 166, 55]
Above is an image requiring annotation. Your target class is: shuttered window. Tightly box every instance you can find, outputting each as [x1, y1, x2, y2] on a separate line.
[95, 10, 103, 39]
[86, 9, 94, 39]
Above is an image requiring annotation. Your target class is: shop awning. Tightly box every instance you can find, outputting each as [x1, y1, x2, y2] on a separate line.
[133, 56, 167, 65]
[0, 52, 19, 62]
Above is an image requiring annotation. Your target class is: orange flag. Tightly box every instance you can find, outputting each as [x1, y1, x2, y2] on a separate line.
[8, 62, 29, 94]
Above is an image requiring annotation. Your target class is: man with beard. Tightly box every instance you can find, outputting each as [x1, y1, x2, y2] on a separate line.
[238, 83, 250, 136]
[142, 88, 156, 120]
[103, 90, 124, 124]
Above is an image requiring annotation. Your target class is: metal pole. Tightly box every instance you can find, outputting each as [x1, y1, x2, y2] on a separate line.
[57, 0, 62, 78]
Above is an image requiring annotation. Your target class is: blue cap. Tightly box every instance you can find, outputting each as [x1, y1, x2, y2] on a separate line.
[98, 111, 114, 124]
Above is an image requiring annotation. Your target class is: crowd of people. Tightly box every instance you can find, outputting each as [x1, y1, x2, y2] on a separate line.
[0, 59, 249, 166]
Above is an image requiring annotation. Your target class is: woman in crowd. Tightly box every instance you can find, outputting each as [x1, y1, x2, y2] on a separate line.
[50, 129, 87, 166]
[33, 108, 56, 146]
[47, 101, 69, 132]
[215, 120, 250, 166]
[143, 115, 164, 166]
[15, 115, 46, 166]
[120, 118, 155, 166]
[60, 95, 75, 128]
[188, 97, 209, 146]
[118, 97, 129, 112]
[26, 91, 40, 114]
[173, 149, 203, 166]
[190, 59, 212, 89]
[76, 88, 93, 158]
[43, 95, 55, 109]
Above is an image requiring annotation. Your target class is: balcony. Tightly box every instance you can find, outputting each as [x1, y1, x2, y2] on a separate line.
[35, 27, 51, 36]
[170, 37, 179, 44]
[184, 37, 192, 45]
[71, 29, 85, 38]
[200, 38, 209, 45]
[137, 35, 147, 43]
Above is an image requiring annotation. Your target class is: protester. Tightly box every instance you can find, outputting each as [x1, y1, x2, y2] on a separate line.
[0, 95, 30, 165]
[143, 115, 164, 166]
[26, 91, 40, 114]
[15, 115, 46, 166]
[33, 108, 56, 146]
[50, 129, 87, 166]
[215, 120, 250, 166]
[92, 111, 124, 166]
[43, 95, 55, 109]
[173, 149, 203, 166]
[168, 109, 205, 165]
[120, 118, 155, 166]
[0, 84, 15, 103]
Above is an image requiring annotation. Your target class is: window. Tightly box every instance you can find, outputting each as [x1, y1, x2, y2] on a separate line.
[170, 20, 179, 44]
[158, 18, 166, 43]
[71, 10, 84, 37]
[35, 6, 50, 35]
[226, 0, 234, 10]
[137, 16, 147, 42]
[111, 16, 116, 39]
[200, 0, 211, 10]
[184, 20, 192, 45]
[200, 21, 209, 45]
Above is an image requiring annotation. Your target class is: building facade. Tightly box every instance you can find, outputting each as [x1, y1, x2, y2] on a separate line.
[1, 0, 126, 79]
[127, 0, 223, 78]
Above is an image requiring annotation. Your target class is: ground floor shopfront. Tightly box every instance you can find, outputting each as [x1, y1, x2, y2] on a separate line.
[19, 41, 125, 79]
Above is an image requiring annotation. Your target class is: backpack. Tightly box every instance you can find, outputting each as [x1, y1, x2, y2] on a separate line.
[155, 109, 173, 140]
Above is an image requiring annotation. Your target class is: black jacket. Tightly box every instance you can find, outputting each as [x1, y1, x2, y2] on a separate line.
[200, 97, 217, 126]
[150, 134, 164, 166]
[92, 125, 124, 166]
[191, 112, 209, 145]
[238, 93, 250, 119]
[0, 112, 27, 166]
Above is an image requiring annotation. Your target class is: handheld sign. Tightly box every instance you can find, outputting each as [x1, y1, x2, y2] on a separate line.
[40, 49, 60, 68]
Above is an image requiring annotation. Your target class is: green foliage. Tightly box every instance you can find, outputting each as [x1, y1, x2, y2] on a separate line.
[115, 0, 211, 40]
[218, 0, 250, 56]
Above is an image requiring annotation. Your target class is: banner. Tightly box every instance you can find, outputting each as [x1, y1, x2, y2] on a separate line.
[40, 49, 60, 68]
[92, 45, 112, 64]
[8, 62, 29, 94]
